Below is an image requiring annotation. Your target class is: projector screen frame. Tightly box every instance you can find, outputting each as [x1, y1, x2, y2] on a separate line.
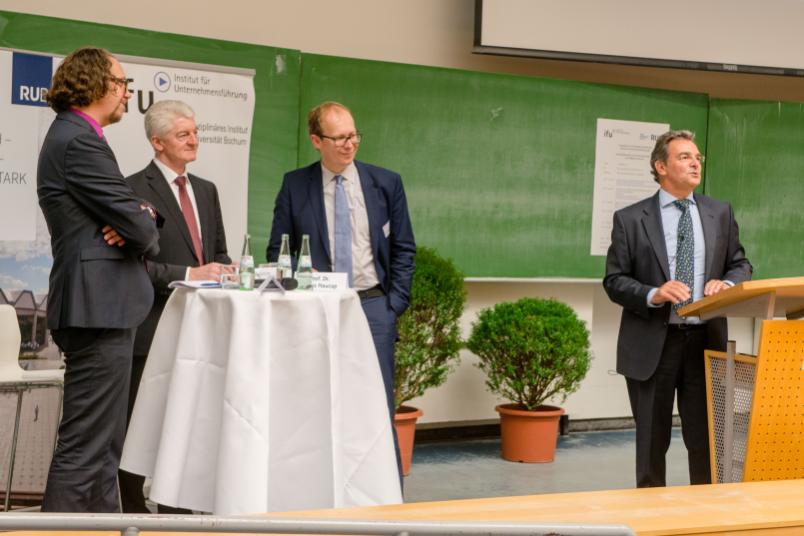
[473, 0, 804, 78]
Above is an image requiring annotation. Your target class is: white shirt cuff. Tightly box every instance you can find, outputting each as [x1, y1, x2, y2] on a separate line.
[647, 288, 661, 308]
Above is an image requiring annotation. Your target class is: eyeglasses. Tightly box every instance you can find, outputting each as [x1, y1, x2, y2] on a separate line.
[108, 76, 134, 92]
[319, 132, 362, 147]
[675, 153, 705, 164]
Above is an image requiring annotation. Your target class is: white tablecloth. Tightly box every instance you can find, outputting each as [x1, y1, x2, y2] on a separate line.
[120, 288, 402, 515]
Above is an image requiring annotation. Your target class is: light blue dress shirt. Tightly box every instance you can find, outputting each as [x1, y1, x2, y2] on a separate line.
[647, 189, 706, 324]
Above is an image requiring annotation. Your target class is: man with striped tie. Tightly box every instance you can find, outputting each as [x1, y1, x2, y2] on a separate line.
[603, 130, 752, 488]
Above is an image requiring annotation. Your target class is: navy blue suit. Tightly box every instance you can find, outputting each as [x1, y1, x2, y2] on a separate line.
[267, 160, 416, 459]
[267, 160, 416, 317]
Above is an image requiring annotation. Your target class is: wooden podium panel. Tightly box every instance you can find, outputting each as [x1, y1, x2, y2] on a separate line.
[744, 320, 804, 481]
[705, 320, 804, 483]
[677, 276, 804, 320]
[680, 277, 804, 484]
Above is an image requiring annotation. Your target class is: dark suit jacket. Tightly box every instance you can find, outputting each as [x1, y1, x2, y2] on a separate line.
[37, 111, 160, 331]
[603, 190, 752, 381]
[266, 160, 416, 316]
[126, 161, 231, 356]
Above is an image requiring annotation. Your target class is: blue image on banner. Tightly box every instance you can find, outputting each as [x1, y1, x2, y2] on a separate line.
[11, 52, 52, 107]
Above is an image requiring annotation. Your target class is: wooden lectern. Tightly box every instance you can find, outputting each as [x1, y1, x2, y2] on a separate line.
[678, 277, 804, 484]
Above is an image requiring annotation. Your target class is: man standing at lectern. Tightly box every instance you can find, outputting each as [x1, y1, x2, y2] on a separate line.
[603, 130, 752, 488]
[266, 101, 416, 477]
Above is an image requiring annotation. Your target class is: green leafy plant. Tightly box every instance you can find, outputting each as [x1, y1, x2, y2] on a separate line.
[467, 298, 591, 411]
[394, 246, 466, 410]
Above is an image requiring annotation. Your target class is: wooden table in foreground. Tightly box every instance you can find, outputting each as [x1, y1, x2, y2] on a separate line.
[274, 479, 804, 536]
[7, 479, 804, 535]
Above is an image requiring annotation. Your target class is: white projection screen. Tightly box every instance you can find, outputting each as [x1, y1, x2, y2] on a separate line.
[475, 0, 804, 76]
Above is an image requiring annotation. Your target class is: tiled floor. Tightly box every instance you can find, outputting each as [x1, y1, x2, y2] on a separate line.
[2, 423, 690, 512]
[403, 428, 690, 503]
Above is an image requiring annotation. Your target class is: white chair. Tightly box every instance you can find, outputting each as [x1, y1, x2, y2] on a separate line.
[0, 304, 63, 511]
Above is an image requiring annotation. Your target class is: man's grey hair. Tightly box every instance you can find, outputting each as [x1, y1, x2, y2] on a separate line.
[650, 129, 696, 182]
[144, 100, 195, 139]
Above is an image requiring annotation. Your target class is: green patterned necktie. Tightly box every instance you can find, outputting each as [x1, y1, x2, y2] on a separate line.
[673, 199, 694, 310]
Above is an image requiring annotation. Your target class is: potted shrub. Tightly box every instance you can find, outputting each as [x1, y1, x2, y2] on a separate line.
[394, 246, 466, 475]
[467, 297, 591, 462]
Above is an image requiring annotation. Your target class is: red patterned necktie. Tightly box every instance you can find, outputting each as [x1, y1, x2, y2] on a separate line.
[174, 175, 204, 263]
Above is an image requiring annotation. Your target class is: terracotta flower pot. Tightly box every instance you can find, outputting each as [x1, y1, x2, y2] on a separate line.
[394, 405, 423, 476]
[496, 403, 564, 463]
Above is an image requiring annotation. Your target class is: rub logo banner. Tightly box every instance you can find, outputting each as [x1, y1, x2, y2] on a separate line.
[11, 52, 52, 107]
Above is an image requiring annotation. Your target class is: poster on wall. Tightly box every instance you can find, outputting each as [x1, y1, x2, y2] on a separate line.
[0, 48, 255, 358]
[589, 118, 669, 256]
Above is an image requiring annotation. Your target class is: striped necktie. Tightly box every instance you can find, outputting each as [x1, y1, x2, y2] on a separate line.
[673, 198, 693, 310]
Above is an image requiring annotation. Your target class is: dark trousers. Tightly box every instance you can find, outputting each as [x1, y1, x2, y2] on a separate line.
[119, 352, 191, 514]
[360, 295, 403, 481]
[118, 352, 149, 513]
[626, 326, 711, 488]
[42, 327, 134, 512]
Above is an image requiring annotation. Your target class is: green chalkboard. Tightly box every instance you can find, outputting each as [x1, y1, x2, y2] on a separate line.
[3, 10, 714, 278]
[297, 54, 709, 277]
[706, 99, 804, 279]
[0, 10, 301, 259]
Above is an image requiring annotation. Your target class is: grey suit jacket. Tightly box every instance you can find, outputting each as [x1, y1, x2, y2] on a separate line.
[127, 161, 231, 355]
[37, 111, 160, 330]
[603, 190, 753, 381]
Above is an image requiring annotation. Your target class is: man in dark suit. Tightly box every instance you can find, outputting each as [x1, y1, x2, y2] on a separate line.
[266, 101, 416, 474]
[603, 130, 752, 488]
[121, 99, 233, 512]
[37, 47, 160, 512]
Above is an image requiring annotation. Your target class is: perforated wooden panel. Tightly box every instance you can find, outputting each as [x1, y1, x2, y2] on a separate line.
[744, 320, 804, 481]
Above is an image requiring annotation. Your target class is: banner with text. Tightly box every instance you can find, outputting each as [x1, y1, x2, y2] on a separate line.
[0, 49, 255, 303]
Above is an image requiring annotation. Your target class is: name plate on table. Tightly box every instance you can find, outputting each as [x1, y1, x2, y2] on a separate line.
[311, 272, 348, 291]
[255, 266, 277, 280]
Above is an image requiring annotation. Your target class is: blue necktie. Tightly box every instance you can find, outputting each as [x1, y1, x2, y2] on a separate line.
[334, 175, 353, 286]
[673, 199, 694, 310]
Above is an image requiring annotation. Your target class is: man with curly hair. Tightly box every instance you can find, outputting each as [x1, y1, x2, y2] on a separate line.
[37, 47, 160, 512]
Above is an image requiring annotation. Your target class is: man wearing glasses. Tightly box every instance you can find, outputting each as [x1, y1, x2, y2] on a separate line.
[266, 101, 416, 477]
[37, 47, 160, 512]
[603, 130, 752, 488]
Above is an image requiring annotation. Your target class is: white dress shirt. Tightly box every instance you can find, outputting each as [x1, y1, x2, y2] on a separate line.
[321, 162, 379, 291]
[153, 158, 202, 280]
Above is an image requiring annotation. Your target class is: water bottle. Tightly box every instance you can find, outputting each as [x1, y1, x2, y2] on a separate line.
[240, 233, 255, 290]
[296, 234, 313, 290]
[278, 233, 292, 280]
